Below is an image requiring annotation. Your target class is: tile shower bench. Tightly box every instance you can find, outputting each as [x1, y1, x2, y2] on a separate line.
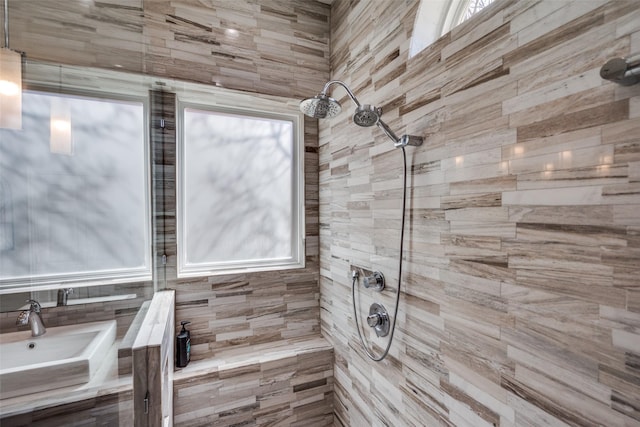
[172, 337, 334, 426]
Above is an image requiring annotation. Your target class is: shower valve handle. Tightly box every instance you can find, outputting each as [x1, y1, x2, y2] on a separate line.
[367, 303, 390, 337]
[367, 313, 382, 328]
[363, 271, 385, 291]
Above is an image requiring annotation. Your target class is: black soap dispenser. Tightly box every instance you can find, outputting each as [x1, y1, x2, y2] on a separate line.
[176, 320, 191, 368]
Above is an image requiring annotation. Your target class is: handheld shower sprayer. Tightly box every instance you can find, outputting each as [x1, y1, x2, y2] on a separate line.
[299, 80, 423, 147]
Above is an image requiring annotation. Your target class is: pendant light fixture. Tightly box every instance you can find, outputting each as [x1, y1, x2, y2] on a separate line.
[50, 66, 73, 155]
[0, 0, 22, 130]
[50, 97, 73, 155]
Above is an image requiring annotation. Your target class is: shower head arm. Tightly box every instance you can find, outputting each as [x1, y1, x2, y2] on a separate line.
[322, 81, 398, 143]
[321, 80, 362, 107]
[314, 80, 422, 147]
[376, 119, 400, 144]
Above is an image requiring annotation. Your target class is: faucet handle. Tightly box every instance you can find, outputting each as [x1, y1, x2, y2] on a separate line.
[56, 288, 74, 306]
[15, 310, 30, 325]
[26, 299, 42, 313]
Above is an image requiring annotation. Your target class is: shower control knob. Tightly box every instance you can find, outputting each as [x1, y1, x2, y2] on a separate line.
[367, 313, 382, 328]
[363, 271, 385, 291]
[368, 303, 390, 337]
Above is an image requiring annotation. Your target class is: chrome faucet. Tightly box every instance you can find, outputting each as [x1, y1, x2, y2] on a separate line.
[57, 288, 74, 306]
[16, 299, 46, 337]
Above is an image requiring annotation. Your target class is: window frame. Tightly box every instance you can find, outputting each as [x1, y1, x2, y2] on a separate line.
[0, 86, 153, 291]
[453, 0, 496, 26]
[175, 98, 305, 278]
[409, 0, 497, 58]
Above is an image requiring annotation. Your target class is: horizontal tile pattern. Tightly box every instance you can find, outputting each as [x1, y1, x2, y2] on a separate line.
[173, 338, 334, 426]
[0, 388, 133, 427]
[323, 0, 640, 426]
[0, 283, 152, 339]
[174, 269, 322, 360]
[7, 0, 330, 99]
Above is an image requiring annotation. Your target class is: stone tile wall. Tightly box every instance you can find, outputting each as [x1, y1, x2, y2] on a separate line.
[173, 338, 333, 426]
[0, 283, 151, 339]
[321, 0, 640, 426]
[6, 0, 330, 99]
[0, 389, 133, 427]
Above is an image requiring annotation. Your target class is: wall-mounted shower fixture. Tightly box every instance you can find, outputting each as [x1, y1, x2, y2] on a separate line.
[600, 54, 640, 86]
[303, 81, 424, 362]
[300, 80, 424, 147]
[367, 303, 389, 337]
[363, 271, 385, 291]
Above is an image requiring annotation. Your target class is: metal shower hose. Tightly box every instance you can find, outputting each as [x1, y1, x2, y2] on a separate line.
[351, 146, 407, 361]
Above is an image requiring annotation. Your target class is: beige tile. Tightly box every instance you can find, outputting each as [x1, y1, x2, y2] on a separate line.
[515, 1, 608, 47]
[503, 186, 604, 206]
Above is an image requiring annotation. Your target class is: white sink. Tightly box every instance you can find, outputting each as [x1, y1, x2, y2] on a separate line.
[0, 320, 116, 399]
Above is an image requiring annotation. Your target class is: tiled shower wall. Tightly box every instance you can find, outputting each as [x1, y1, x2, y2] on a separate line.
[5, 0, 330, 357]
[321, 0, 640, 426]
[8, 0, 330, 99]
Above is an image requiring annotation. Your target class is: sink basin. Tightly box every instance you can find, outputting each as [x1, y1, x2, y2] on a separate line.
[0, 320, 116, 399]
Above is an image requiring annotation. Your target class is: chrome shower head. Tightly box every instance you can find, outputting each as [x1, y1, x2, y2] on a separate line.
[299, 93, 342, 119]
[300, 80, 424, 148]
[353, 105, 381, 127]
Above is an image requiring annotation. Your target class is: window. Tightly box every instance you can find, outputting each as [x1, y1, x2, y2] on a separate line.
[409, 0, 496, 58]
[0, 62, 304, 291]
[177, 102, 304, 276]
[457, 0, 495, 25]
[0, 90, 151, 289]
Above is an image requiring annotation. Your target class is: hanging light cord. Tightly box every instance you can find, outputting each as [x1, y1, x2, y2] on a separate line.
[351, 146, 407, 362]
[3, 0, 9, 49]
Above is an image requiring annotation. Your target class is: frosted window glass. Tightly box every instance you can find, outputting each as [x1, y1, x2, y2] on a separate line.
[0, 91, 150, 287]
[180, 107, 300, 273]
